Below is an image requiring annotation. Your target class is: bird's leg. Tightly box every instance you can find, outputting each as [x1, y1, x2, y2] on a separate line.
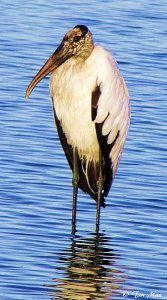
[96, 150, 103, 233]
[72, 148, 79, 235]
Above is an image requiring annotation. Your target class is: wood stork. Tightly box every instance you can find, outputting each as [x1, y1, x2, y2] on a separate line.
[25, 25, 130, 234]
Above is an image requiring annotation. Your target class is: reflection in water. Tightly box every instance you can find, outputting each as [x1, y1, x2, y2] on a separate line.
[46, 234, 128, 299]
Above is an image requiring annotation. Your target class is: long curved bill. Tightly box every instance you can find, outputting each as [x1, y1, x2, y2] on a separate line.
[25, 43, 72, 98]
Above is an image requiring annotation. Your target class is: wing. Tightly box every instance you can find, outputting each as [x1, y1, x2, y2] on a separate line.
[91, 46, 130, 197]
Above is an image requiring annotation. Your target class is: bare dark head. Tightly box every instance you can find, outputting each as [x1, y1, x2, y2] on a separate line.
[25, 25, 94, 98]
[60, 24, 94, 59]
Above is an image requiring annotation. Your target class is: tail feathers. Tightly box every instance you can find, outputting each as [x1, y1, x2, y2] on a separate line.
[78, 159, 106, 208]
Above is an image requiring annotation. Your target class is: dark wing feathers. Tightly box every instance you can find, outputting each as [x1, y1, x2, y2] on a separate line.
[52, 99, 73, 170]
[92, 85, 119, 198]
[91, 85, 101, 121]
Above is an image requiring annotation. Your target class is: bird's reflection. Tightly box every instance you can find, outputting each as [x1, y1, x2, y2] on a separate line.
[46, 233, 128, 299]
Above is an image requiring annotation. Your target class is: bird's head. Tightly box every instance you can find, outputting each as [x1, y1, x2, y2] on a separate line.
[25, 25, 93, 98]
[62, 25, 94, 59]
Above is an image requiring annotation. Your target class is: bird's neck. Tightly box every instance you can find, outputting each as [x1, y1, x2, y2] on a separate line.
[83, 43, 94, 60]
[74, 42, 94, 61]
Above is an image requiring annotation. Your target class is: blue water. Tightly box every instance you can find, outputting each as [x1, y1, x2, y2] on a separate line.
[1, 0, 167, 299]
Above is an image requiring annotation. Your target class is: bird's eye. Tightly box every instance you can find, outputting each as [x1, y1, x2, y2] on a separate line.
[73, 36, 81, 42]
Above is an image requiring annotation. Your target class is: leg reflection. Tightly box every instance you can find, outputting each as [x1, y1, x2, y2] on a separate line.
[45, 233, 128, 299]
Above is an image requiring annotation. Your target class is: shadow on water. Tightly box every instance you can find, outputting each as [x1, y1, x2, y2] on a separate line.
[45, 233, 129, 299]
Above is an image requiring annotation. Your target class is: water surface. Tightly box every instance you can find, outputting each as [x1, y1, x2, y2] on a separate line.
[0, 0, 167, 299]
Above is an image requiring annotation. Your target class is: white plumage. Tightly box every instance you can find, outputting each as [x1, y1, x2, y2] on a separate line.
[50, 53, 99, 162]
[50, 45, 129, 174]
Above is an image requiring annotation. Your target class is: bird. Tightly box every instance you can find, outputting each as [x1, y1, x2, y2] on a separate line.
[25, 25, 130, 234]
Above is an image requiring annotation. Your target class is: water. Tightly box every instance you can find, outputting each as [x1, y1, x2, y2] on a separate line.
[0, 0, 167, 299]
